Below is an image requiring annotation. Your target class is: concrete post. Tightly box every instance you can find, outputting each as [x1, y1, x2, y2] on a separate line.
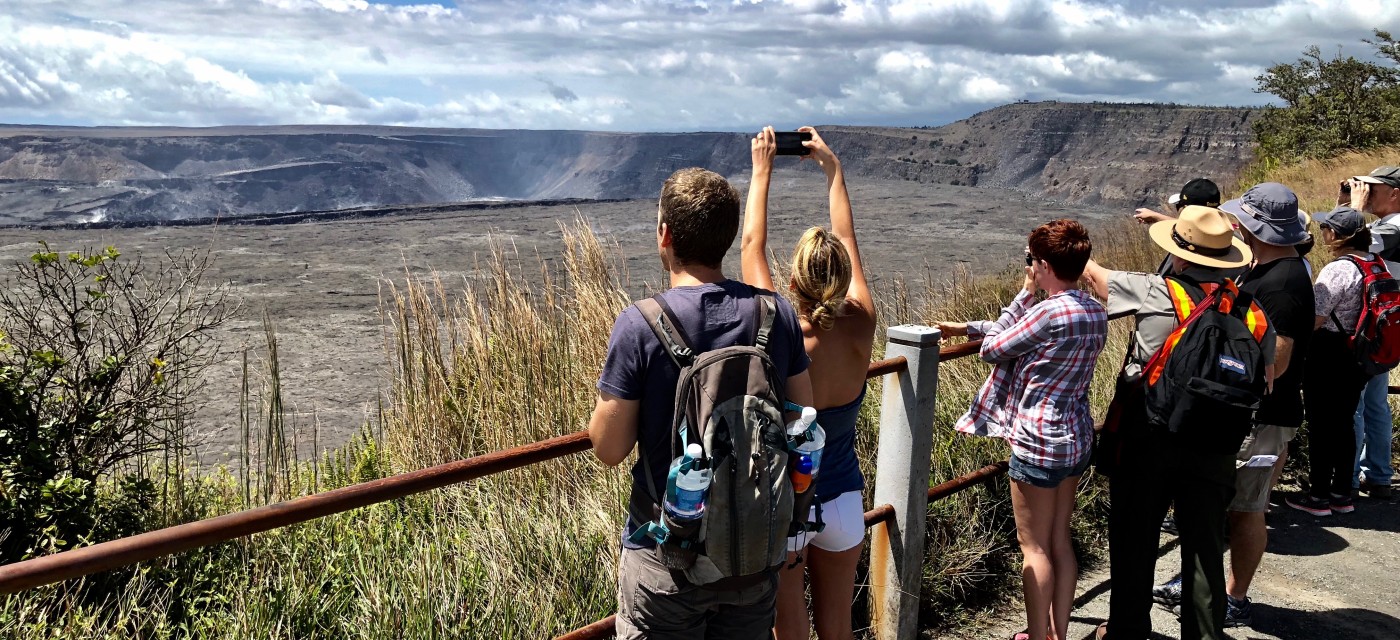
[869, 324, 943, 640]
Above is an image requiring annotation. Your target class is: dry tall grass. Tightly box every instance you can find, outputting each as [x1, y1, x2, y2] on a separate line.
[1236, 145, 1400, 215]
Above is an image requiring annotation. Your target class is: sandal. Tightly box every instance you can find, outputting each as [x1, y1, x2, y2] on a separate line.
[1013, 634, 1031, 640]
[1094, 622, 1109, 640]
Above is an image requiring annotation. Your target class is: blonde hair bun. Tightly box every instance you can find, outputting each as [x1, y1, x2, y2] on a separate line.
[790, 226, 852, 332]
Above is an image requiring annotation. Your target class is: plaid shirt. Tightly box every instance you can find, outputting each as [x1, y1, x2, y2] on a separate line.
[955, 289, 1107, 469]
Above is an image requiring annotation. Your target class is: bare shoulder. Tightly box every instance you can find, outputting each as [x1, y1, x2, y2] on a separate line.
[836, 304, 877, 353]
[841, 296, 878, 325]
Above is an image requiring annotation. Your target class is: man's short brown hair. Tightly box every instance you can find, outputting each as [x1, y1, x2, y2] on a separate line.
[1028, 219, 1092, 281]
[659, 168, 740, 268]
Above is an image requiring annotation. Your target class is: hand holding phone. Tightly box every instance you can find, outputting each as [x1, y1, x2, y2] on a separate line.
[752, 127, 776, 174]
[774, 131, 813, 156]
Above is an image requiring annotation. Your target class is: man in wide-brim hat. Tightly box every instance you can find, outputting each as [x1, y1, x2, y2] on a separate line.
[1080, 205, 1277, 640]
[1149, 182, 1313, 629]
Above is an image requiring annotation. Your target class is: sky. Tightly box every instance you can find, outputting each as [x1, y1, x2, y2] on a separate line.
[0, 0, 1396, 132]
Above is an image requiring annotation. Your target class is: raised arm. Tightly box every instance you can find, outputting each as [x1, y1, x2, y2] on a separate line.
[1080, 259, 1111, 301]
[742, 126, 778, 292]
[800, 126, 873, 320]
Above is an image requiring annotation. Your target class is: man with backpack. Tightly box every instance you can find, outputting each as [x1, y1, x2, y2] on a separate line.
[1153, 183, 1314, 627]
[589, 167, 814, 639]
[1081, 205, 1276, 640]
[1345, 166, 1400, 500]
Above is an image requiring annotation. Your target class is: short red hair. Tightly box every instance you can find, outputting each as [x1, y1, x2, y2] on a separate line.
[1028, 219, 1092, 281]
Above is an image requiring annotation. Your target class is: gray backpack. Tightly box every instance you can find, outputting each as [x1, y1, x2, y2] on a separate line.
[626, 290, 796, 586]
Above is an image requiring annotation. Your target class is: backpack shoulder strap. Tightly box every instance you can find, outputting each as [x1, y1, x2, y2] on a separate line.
[625, 296, 693, 542]
[1143, 278, 1222, 386]
[752, 289, 777, 351]
[1163, 275, 1206, 322]
[1231, 287, 1270, 343]
[635, 295, 696, 369]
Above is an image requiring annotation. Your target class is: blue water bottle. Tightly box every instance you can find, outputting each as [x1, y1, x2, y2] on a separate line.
[665, 443, 710, 521]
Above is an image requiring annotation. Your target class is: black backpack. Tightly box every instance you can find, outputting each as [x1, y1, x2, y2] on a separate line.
[1141, 276, 1269, 454]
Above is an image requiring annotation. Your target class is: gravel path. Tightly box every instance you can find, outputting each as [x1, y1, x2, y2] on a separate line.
[950, 489, 1399, 640]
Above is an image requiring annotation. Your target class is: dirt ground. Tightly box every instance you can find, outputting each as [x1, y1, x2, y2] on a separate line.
[0, 177, 1123, 464]
[950, 488, 1400, 640]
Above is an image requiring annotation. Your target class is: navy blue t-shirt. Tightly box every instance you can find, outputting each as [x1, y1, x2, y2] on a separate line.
[597, 280, 809, 547]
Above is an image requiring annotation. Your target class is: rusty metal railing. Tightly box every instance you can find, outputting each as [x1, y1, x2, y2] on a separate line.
[0, 432, 593, 594]
[0, 338, 994, 640]
[557, 338, 993, 640]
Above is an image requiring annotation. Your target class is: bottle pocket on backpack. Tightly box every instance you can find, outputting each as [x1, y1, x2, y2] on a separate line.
[789, 477, 820, 536]
[656, 510, 702, 570]
[1168, 376, 1258, 454]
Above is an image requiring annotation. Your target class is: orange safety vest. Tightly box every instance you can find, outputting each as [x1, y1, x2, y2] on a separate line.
[1145, 278, 1269, 387]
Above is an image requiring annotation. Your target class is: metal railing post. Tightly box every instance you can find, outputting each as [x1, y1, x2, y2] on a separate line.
[869, 324, 942, 640]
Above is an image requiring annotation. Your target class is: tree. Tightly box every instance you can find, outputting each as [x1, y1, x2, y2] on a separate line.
[1253, 29, 1400, 160]
[0, 245, 234, 561]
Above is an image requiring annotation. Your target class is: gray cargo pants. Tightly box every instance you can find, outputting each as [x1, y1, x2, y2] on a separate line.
[614, 547, 778, 640]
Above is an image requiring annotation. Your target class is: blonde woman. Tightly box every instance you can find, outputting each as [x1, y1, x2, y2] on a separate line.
[743, 126, 875, 640]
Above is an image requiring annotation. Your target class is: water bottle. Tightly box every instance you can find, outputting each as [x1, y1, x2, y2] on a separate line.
[786, 406, 826, 477]
[665, 443, 710, 521]
[790, 453, 814, 493]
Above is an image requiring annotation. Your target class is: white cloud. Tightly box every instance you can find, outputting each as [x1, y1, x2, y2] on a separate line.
[0, 0, 1396, 130]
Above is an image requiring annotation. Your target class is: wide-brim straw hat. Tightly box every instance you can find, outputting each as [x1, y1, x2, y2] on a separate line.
[1148, 205, 1253, 269]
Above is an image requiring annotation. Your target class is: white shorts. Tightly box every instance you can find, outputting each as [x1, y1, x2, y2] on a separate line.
[786, 490, 866, 553]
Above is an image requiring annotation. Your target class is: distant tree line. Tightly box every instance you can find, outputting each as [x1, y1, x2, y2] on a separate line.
[1254, 29, 1400, 160]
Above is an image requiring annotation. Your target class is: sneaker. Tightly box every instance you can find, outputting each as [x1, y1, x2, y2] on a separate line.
[1152, 576, 1182, 608]
[1225, 595, 1253, 628]
[1360, 480, 1393, 499]
[1161, 513, 1179, 536]
[1330, 494, 1356, 514]
[1285, 494, 1332, 517]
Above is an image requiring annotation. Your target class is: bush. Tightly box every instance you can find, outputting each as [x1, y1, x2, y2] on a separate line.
[1254, 29, 1400, 161]
[0, 245, 232, 564]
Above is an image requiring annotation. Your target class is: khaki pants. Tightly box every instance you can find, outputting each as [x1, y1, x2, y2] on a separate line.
[614, 547, 778, 640]
[1229, 423, 1296, 513]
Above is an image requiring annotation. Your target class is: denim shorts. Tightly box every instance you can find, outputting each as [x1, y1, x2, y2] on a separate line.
[1008, 451, 1092, 489]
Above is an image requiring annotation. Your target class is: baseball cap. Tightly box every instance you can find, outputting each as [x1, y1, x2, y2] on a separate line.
[1167, 178, 1222, 207]
[1355, 166, 1400, 188]
[1315, 206, 1365, 237]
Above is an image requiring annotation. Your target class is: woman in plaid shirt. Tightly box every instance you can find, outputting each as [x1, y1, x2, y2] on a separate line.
[938, 220, 1107, 640]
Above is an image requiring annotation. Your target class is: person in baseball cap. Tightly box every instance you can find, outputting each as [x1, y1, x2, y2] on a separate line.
[1347, 167, 1400, 503]
[1136, 178, 1223, 226]
[1167, 178, 1223, 208]
[1355, 166, 1400, 189]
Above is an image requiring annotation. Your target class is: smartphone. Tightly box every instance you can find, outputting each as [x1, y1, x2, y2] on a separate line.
[774, 131, 812, 156]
